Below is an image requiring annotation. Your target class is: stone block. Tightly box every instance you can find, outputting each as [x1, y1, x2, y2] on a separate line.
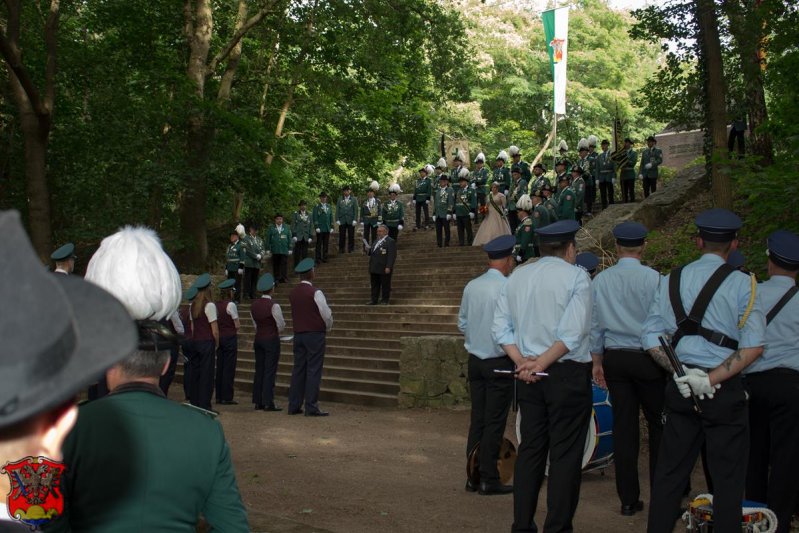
[399, 335, 470, 408]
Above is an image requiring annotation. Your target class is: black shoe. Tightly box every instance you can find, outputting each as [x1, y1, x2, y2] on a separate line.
[217, 400, 238, 405]
[265, 404, 283, 412]
[621, 501, 644, 516]
[380, 300, 389, 305]
[366, 301, 378, 305]
[478, 481, 513, 495]
[254, 404, 265, 411]
[465, 480, 478, 493]
[305, 410, 329, 417]
[287, 409, 303, 415]
[322, 259, 328, 263]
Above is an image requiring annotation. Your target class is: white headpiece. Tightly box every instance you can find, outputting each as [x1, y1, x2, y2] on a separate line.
[436, 157, 447, 170]
[497, 150, 509, 162]
[558, 140, 568, 152]
[424, 164, 435, 175]
[587, 135, 598, 147]
[516, 194, 533, 212]
[458, 167, 470, 179]
[369, 180, 380, 192]
[235, 223, 245, 238]
[578, 138, 589, 150]
[474, 152, 485, 163]
[388, 183, 401, 194]
[508, 145, 520, 156]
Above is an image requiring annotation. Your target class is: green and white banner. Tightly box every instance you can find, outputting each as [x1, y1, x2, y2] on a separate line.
[542, 7, 569, 115]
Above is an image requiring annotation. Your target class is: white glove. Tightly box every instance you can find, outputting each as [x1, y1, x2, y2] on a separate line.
[315, 228, 321, 234]
[398, 225, 403, 231]
[360, 222, 364, 226]
[446, 214, 452, 221]
[425, 200, 430, 205]
[292, 236, 298, 242]
[674, 367, 720, 400]
[412, 200, 416, 204]
[237, 268, 244, 275]
[307, 238, 312, 244]
[611, 179, 616, 185]
[645, 163, 652, 170]
[256, 254, 262, 261]
[469, 212, 475, 220]
[504, 190, 509, 196]
[352, 221, 357, 226]
[336, 221, 341, 226]
[265, 251, 272, 259]
[432, 215, 437, 222]
[471, 183, 476, 189]
[288, 250, 293, 256]
[638, 174, 644, 180]
[516, 255, 522, 262]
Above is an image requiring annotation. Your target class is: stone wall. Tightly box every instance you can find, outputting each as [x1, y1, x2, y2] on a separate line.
[398, 336, 470, 408]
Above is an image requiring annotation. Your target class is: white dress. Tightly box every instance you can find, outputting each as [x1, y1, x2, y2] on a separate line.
[472, 192, 511, 247]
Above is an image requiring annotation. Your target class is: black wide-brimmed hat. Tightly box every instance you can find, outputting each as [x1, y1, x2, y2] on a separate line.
[0, 211, 138, 429]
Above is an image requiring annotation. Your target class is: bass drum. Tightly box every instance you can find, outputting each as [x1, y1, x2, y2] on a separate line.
[515, 383, 614, 472]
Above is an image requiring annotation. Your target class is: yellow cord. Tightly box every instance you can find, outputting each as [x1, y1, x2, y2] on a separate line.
[738, 273, 757, 329]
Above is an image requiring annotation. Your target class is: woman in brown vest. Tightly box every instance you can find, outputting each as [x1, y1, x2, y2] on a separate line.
[251, 273, 286, 411]
[215, 279, 241, 405]
[188, 274, 219, 412]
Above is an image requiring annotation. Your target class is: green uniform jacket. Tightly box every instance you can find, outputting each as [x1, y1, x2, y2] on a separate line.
[575, 157, 593, 187]
[544, 198, 559, 221]
[382, 199, 404, 228]
[470, 167, 489, 195]
[361, 198, 382, 227]
[514, 216, 535, 262]
[507, 178, 529, 211]
[596, 150, 615, 183]
[530, 175, 551, 195]
[47, 384, 248, 532]
[493, 166, 511, 194]
[571, 176, 586, 208]
[556, 186, 576, 220]
[532, 202, 551, 230]
[433, 185, 454, 218]
[587, 151, 599, 185]
[313, 202, 334, 233]
[291, 210, 313, 241]
[619, 148, 638, 181]
[267, 224, 292, 255]
[225, 241, 245, 273]
[449, 165, 466, 183]
[639, 147, 663, 179]
[513, 159, 532, 181]
[453, 185, 477, 216]
[241, 234, 265, 269]
[414, 177, 432, 202]
[336, 195, 359, 225]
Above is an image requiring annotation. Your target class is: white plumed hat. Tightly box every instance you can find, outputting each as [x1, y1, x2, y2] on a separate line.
[369, 180, 380, 191]
[474, 152, 485, 163]
[558, 140, 568, 151]
[508, 145, 520, 156]
[436, 157, 447, 170]
[588, 135, 598, 147]
[389, 183, 401, 193]
[497, 150, 509, 162]
[424, 164, 435, 175]
[578, 138, 589, 150]
[516, 194, 533, 212]
[458, 167, 470, 179]
[85, 226, 182, 321]
[235, 223, 245, 237]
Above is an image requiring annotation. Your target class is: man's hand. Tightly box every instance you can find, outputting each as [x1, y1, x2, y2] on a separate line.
[592, 363, 606, 389]
[288, 250, 293, 256]
[237, 268, 243, 275]
[256, 254, 262, 261]
[352, 221, 357, 226]
[638, 174, 644, 180]
[432, 215, 436, 222]
[360, 221, 365, 226]
[336, 220, 341, 226]
[425, 200, 430, 205]
[645, 163, 653, 170]
[384, 267, 391, 274]
[315, 228, 321, 234]
[292, 236, 298, 242]
[674, 367, 720, 400]
[307, 238, 312, 244]
[469, 212, 475, 220]
[398, 225, 403, 231]
[446, 214, 452, 221]
[516, 358, 547, 384]
[412, 199, 416, 204]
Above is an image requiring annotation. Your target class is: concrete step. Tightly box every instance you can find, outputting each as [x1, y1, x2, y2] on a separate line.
[233, 358, 400, 382]
[233, 368, 399, 396]
[237, 353, 399, 371]
[238, 320, 458, 338]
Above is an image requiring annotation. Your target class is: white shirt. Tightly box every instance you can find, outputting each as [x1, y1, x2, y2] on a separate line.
[204, 302, 217, 323]
[226, 302, 239, 320]
[302, 280, 333, 331]
[169, 311, 185, 335]
[251, 295, 285, 333]
[54, 268, 69, 275]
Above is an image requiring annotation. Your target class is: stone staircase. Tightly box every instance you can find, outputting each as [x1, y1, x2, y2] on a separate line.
[211, 227, 488, 407]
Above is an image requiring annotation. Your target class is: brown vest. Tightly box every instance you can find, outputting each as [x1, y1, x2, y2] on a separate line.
[190, 302, 213, 342]
[251, 297, 279, 340]
[289, 283, 326, 333]
[215, 301, 237, 338]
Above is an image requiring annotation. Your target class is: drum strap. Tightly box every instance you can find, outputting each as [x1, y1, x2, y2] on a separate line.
[766, 286, 798, 325]
[669, 263, 739, 350]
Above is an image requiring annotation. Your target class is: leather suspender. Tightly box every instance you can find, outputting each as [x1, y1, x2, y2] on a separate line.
[766, 286, 798, 325]
[669, 263, 739, 350]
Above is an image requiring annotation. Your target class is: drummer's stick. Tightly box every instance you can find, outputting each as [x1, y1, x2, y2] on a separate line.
[658, 336, 702, 414]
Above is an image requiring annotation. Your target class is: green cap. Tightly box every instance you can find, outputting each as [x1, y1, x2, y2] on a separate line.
[218, 278, 236, 290]
[184, 286, 198, 301]
[257, 273, 275, 292]
[294, 257, 315, 274]
[192, 273, 211, 290]
[51, 243, 76, 261]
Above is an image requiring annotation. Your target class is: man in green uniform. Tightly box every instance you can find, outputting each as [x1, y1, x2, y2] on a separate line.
[291, 201, 313, 269]
[507, 165, 529, 234]
[557, 140, 572, 173]
[554, 159, 569, 190]
[530, 189, 551, 257]
[267, 213, 292, 284]
[570, 166, 586, 226]
[433, 174, 454, 247]
[529, 163, 550, 196]
[509, 145, 532, 182]
[576, 139, 594, 217]
[541, 184, 559, 222]
[586, 135, 599, 215]
[556, 175, 576, 221]
[597, 139, 616, 208]
[413, 165, 433, 230]
[471, 153, 489, 219]
[454, 172, 477, 246]
[619, 138, 638, 203]
[361, 184, 382, 245]
[493, 151, 511, 197]
[313, 192, 333, 263]
[639, 135, 663, 198]
[336, 185, 358, 254]
[225, 226, 245, 303]
[450, 153, 466, 183]
[513, 194, 535, 263]
[241, 222, 265, 300]
[383, 184, 405, 241]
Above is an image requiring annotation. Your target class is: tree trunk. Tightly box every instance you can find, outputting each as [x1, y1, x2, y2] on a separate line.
[696, 0, 732, 209]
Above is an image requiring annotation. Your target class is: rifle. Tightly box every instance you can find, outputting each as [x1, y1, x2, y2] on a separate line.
[658, 336, 702, 414]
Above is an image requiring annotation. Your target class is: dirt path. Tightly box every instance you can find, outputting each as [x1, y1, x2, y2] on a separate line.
[206, 395, 714, 533]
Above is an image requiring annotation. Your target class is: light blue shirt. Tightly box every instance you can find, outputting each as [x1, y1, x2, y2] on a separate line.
[590, 257, 661, 354]
[745, 276, 799, 373]
[492, 256, 592, 363]
[458, 268, 508, 359]
[642, 253, 766, 368]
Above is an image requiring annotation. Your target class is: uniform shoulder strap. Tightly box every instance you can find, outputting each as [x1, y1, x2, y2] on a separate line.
[766, 286, 799, 325]
[669, 263, 737, 349]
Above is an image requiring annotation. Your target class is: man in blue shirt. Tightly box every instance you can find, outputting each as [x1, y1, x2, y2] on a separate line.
[642, 208, 766, 533]
[459, 235, 516, 496]
[493, 220, 593, 533]
[744, 229, 799, 532]
[589, 222, 663, 517]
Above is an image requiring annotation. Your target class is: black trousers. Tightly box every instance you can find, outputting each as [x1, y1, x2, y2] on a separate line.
[728, 127, 745, 157]
[598, 180, 615, 208]
[364, 224, 377, 245]
[456, 215, 473, 246]
[273, 254, 288, 283]
[745, 369, 799, 533]
[188, 340, 215, 411]
[585, 183, 596, 213]
[387, 226, 399, 242]
[293, 240, 308, 268]
[243, 267, 259, 299]
[370, 272, 392, 303]
[159, 345, 179, 396]
[215, 335, 237, 402]
[226, 270, 242, 303]
[603, 349, 666, 506]
[338, 223, 355, 253]
[467, 355, 514, 483]
[513, 362, 592, 533]
[252, 337, 281, 407]
[315, 232, 330, 262]
[415, 201, 430, 228]
[288, 332, 326, 414]
[621, 179, 635, 203]
[647, 376, 749, 533]
[435, 217, 450, 247]
[643, 178, 657, 198]
[508, 210, 519, 234]
[181, 341, 192, 400]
